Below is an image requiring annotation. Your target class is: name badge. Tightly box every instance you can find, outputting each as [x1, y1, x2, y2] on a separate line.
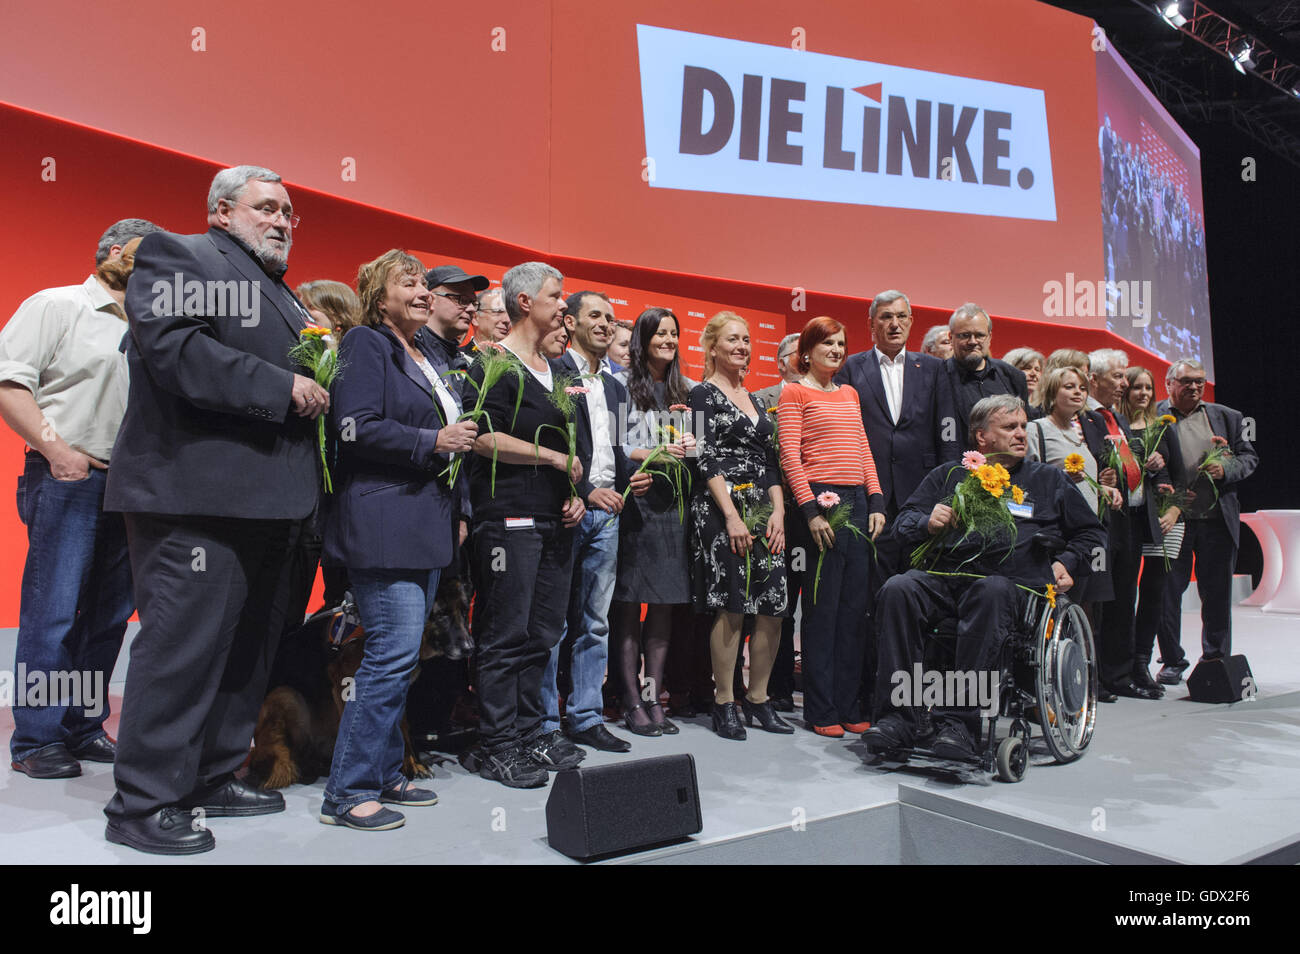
[505, 517, 535, 530]
[1008, 502, 1033, 519]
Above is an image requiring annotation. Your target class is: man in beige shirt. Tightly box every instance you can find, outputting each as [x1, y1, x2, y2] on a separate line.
[0, 218, 162, 780]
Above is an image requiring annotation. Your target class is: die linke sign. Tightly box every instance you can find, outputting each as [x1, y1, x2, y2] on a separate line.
[636, 25, 1058, 221]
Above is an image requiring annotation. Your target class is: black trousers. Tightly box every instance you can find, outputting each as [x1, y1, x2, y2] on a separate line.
[470, 518, 574, 753]
[787, 484, 872, 727]
[1097, 506, 1142, 687]
[1159, 518, 1236, 662]
[106, 514, 299, 821]
[874, 570, 1020, 731]
[1134, 552, 1178, 666]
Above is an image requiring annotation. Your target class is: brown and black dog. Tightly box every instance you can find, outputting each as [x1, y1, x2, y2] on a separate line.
[249, 574, 472, 790]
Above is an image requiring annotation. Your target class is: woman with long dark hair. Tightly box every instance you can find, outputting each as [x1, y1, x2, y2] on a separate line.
[610, 307, 696, 735]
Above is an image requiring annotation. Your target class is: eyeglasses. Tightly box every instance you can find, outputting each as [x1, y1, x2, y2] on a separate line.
[479, 307, 508, 315]
[953, 331, 988, 342]
[230, 200, 300, 228]
[1173, 377, 1206, 388]
[433, 291, 478, 309]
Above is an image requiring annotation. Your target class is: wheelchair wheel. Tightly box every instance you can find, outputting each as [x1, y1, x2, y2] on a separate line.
[995, 737, 1027, 782]
[1034, 598, 1097, 763]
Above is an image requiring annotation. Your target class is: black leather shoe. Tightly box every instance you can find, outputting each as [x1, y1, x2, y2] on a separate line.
[931, 720, 978, 761]
[622, 703, 662, 737]
[645, 701, 679, 735]
[1132, 668, 1165, 696]
[106, 807, 215, 855]
[11, 744, 81, 779]
[769, 695, 795, 713]
[711, 702, 747, 741]
[70, 736, 117, 763]
[861, 713, 914, 752]
[182, 777, 285, 817]
[1107, 679, 1161, 701]
[1157, 660, 1189, 685]
[566, 723, 631, 752]
[740, 697, 795, 734]
[1097, 687, 1118, 703]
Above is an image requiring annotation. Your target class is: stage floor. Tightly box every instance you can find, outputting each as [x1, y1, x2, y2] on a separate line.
[1, 605, 1297, 865]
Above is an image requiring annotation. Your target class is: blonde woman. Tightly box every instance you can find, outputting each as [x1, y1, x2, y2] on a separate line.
[689, 313, 789, 739]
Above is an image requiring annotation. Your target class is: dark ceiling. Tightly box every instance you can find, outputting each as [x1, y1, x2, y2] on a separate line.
[1040, 0, 1300, 167]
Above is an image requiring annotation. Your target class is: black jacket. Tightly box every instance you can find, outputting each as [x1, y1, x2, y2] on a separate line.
[106, 227, 318, 519]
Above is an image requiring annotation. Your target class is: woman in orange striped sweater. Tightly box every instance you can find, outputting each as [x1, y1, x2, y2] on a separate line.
[777, 316, 886, 738]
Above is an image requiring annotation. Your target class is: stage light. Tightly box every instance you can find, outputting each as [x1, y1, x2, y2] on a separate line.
[1232, 41, 1255, 74]
[1158, 3, 1187, 29]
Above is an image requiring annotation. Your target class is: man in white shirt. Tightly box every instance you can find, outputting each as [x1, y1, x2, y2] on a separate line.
[542, 290, 649, 752]
[0, 218, 162, 779]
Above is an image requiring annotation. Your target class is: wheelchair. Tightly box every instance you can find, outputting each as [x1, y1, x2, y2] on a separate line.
[868, 536, 1098, 782]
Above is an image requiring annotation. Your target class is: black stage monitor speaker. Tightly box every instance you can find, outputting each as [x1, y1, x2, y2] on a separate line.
[1187, 655, 1254, 703]
[545, 754, 702, 860]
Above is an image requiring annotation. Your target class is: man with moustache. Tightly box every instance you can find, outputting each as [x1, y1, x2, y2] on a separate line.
[940, 302, 1035, 448]
[462, 286, 510, 357]
[0, 218, 162, 780]
[102, 166, 327, 854]
[539, 290, 650, 753]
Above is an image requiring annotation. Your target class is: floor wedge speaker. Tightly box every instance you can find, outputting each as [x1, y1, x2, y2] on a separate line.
[1187, 655, 1254, 703]
[545, 754, 702, 860]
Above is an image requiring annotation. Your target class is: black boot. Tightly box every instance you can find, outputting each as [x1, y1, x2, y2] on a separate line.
[710, 702, 747, 741]
[740, 697, 795, 734]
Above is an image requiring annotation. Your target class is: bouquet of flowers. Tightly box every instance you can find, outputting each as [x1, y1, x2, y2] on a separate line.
[288, 324, 340, 492]
[621, 404, 692, 522]
[732, 482, 773, 602]
[811, 490, 871, 602]
[440, 344, 525, 495]
[1063, 452, 1107, 518]
[534, 372, 587, 500]
[1131, 413, 1176, 464]
[1196, 434, 1233, 511]
[909, 451, 1021, 571]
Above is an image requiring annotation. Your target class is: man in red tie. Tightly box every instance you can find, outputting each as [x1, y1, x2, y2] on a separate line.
[1086, 349, 1169, 700]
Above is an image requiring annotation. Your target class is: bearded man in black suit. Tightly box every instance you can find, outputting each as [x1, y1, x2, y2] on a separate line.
[103, 166, 327, 854]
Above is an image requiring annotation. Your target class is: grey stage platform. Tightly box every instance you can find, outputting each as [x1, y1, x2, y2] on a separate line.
[1, 605, 1296, 865]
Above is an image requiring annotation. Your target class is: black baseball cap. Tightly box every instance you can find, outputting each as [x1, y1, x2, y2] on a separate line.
[424, 265, 489, 291]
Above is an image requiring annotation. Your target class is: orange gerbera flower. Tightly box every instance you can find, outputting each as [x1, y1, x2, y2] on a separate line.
[1063, 453, 1086, 475]
[1044, 583, 1056, 608]
[1011, 485, 1025, 505]
[300, 325, 330, 337]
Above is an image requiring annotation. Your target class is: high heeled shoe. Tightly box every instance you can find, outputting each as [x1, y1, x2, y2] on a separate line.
[711, 702, 747, 741]
[740, 697, 795, 734]
[622, 703, 662, 737]
[644, 700, 679, 735]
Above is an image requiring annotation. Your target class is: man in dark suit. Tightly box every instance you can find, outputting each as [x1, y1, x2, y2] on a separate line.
[102, 166, 326, 854]
[836, 290, 959, 523]
[1155, 359, 1257, 681]
[542, 290, 649, 753]
[754, 332, 800, 409]
[941, 302, 1034, 448]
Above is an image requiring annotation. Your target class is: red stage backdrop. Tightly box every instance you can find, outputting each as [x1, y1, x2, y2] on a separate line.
[0, 0, 1213, 625]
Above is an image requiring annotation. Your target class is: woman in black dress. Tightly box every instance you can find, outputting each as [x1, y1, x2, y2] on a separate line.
[689, 313, 790, 740]
[610, 307, 696, 735]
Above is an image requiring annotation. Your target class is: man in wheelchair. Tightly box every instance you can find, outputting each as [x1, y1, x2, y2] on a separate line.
[864, 395, 1105, 761]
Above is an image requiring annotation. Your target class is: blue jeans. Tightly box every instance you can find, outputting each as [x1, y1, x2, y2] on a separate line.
[542, 509, 619, 733]
[11, 453, 132, 760]
[324, 567, 439, 811]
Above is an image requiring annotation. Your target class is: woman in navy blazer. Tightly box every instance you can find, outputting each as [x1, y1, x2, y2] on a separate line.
[319, 250, 478, 831]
